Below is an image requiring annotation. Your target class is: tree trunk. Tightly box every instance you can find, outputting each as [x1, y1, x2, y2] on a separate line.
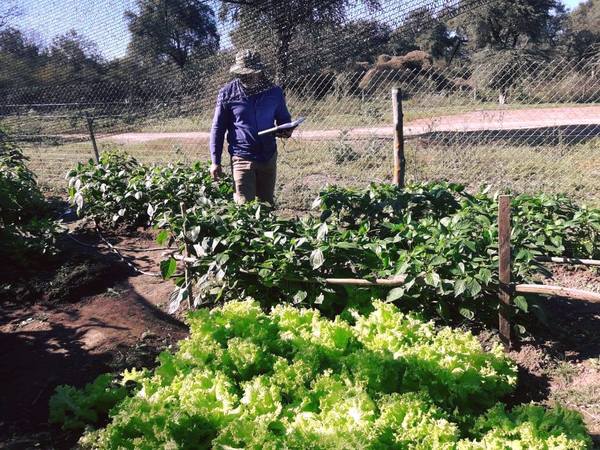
[275, 26, 292, 89]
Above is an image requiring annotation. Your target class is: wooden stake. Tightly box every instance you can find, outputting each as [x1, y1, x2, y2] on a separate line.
[171, 253, 407, 287]
[535, 256, 600, 267]
[514, 284, 600, 302]
[498, 195, 512, 349]
[86, 115, 100, 164]
[392, 88, 406, 187]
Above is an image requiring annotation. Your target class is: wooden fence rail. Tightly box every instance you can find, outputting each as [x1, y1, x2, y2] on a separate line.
[497, 195, 600, 349]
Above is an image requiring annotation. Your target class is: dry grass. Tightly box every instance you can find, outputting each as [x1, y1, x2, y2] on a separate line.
[3, 98, 583, 138]
[24, 136, 600, 210]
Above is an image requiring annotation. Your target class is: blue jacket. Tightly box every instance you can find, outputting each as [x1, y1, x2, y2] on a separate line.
[210, 79, 292, 165]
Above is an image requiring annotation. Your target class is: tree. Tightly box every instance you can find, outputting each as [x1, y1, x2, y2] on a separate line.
[456, 0, 565, 50]
[0, 28, 43, 90]
[0, 1, 21, 30]
[564, 0, 600, 59]
[0, 27, 41, 61]
[37, 30, 104, 87]
[219, 0, 380, 87]
[125, 0, 219, 69]
[336, 20, 392, 65]
[290, 19, 392, 72]
[388, 7, 459, 61]
[48, 30, 102, 65]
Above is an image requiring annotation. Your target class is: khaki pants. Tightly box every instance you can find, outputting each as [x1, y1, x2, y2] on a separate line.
[231, 153, 277, 205]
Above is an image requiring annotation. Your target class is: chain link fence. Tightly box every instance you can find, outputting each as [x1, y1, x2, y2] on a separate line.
[1, 1, 599, 209]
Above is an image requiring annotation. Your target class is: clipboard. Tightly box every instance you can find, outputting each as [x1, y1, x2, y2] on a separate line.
[258, 117, 305, 136]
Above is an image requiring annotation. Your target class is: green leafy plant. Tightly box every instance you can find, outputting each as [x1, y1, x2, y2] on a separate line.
[0, 126, 61, 262]
[67, 149, 233, 227]
[49, 374, 127, 431]
[66, 153, 600, 328]
[49, 300, 590, 449]
[161, 182, 600, 328]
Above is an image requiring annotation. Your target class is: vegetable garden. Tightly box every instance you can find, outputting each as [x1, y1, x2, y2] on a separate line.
[2, 133, 600, 448]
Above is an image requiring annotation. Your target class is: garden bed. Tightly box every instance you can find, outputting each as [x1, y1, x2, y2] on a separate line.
[2, 141, 600, 448]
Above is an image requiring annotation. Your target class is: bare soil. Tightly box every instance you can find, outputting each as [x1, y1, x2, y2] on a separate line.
[0, 226, 187, 449]
[504, 264, 600, 446]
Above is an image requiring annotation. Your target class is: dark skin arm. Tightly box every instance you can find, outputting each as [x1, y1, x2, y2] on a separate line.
[276, 129, 293, 138]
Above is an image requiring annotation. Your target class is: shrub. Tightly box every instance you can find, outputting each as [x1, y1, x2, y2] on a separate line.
[0, 127, 60, 262]
[67, 149, 233, 227]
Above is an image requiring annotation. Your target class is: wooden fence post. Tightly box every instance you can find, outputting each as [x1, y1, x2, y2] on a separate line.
[498, 195, 513, 349]
[392, 88, 406, 187]
[86, 115, 100, 164]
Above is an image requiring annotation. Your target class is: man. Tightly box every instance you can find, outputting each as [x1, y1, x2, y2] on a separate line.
[209, 49, 294, 205]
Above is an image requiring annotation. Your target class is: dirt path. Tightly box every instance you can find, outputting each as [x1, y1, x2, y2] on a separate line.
[0, 230, 187, 448]
[98, 105, 600, 144]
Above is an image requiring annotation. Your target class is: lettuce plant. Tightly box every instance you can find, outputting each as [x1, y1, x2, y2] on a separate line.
[50, 301, 590, 449]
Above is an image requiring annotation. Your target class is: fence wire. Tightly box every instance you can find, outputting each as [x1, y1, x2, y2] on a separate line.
[1, 1, 599, 209]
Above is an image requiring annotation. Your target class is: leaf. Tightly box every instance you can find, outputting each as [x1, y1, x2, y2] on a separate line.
[295, 237, 307, 248]
[424, 271, 441, 287]
[147, 204, 155, 218]
[514, 295, 528, 313]
[478, 268, 492, 285]
[429, 255, 446, 266]
[156, 229, 169, 246]
[258, 268, 272, 279]
[335, 241, 360, 250]
[160, 258, 177, 279]
[454, 279, 467, 297]
[311, 196, 322, 209]
[459, 308, 474, 320]
[464, 240, 477, 252]
[467, 279, 482, 297]
[193, 243, 206, 257]
[293, 290, 307, 304]
[386, 287, 405, 302]
[309, 248, 325, 270]
[315, 293, 324, 304]
[211, 237, 221, 252]
[74, 193, 84, 211]
[168, 287, 188, 314]
[187, 226, 201, 242]
[317, 222, 328, 241]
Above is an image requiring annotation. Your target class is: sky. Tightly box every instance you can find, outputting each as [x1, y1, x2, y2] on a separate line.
[10, 0, 588, 61]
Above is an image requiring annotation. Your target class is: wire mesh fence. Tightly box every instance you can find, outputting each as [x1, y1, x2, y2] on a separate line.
[1, 1, 599, 209]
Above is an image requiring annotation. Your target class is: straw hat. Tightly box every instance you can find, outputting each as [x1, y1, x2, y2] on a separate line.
[229, 49, 265, 75]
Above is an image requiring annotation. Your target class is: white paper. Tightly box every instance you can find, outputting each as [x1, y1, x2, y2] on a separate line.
[258, 117, 305, 136]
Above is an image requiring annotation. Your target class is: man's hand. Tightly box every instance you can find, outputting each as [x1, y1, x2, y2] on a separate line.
[210, 163, 223, 180]
[276, 128, 294, 139]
